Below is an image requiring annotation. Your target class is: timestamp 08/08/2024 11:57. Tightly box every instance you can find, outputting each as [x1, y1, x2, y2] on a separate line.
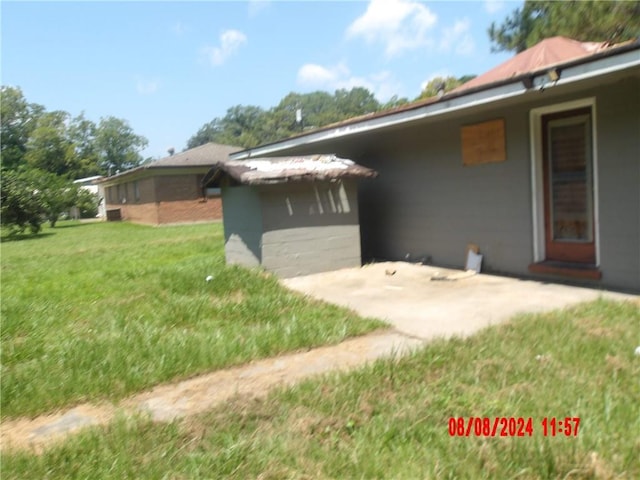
[448, 417, 581, 437]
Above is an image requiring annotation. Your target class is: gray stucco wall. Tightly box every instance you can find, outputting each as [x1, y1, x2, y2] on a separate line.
[357, 107, 533, 275]
[361, 76, 639, 290]
[221, 184, 263, 267]
[262, 71, 639, 291]
[593, 77, 640, 290]
[221, 180, 364, 278]
[259, 181, 362, 278]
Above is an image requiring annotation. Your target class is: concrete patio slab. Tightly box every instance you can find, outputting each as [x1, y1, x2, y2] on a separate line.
[283, 262, 638, 340]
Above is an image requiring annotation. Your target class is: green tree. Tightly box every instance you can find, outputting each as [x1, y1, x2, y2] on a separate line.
[24, 111, 76, 176]
[187, 105, 268, 148]
[269, 91, 338, 137]
[186, 118, 225, 149]
[95, 116, 148, 173]
[334, 87, 379, 118]
[187, 87, 383, 149]
[75, 188, 99, 218]
[489, 0, 640, 53]
[220, 105, 268, 147]
[0, 86, 45, 171]
[36, 172, 79, 227]
[0, 169, 45, 235]
[68, 113, 101, 177]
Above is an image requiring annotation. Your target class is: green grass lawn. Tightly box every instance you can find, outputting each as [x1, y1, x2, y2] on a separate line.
[2, 299, 638, 479]
[1, 221, 383, 418]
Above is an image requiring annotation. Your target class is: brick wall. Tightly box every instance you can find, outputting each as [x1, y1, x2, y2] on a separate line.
[119, 203, 160, 225]
[157, 197, 223, 224]
[156, 175, 200, 202]
[104, 199, 222, 225]
[104, 173, 223, 225]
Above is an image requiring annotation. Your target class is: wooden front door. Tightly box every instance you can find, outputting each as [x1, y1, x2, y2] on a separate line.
[542, 107, 596, 264]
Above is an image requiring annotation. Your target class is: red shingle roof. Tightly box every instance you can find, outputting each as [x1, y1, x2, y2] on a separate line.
[453, 36, 610, 93]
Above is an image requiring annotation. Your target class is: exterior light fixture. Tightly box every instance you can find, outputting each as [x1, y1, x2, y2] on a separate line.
[547, 68, 560, 82]
[538, 68, 561, 92]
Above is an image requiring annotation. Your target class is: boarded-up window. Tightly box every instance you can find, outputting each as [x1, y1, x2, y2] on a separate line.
[461, 119, 506, 166]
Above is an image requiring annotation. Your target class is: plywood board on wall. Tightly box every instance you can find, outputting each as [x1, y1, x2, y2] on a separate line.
[461, 118, 506, 166]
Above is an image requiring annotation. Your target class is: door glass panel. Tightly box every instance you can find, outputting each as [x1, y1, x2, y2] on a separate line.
[547, 115, 593, 242]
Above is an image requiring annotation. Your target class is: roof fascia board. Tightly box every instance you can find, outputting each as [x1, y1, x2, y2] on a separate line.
[99, 166, 212, 185]
[230, 47, 640, 160]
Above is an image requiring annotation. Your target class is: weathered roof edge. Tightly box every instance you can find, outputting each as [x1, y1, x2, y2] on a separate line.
[230, 38, 640, 161]
[203, 154, 377, 187]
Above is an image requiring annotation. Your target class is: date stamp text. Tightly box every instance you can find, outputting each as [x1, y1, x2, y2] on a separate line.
[448, 417, 580, 437]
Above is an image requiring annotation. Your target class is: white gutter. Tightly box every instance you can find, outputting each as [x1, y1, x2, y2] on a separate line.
[230, 48, 640, 160]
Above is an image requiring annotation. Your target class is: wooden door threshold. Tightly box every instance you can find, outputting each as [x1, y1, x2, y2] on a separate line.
[528, 261, 602, 280]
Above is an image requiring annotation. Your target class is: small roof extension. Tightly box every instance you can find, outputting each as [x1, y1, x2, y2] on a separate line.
[203, 154, 377, 187]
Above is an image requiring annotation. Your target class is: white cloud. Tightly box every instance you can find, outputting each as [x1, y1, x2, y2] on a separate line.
[135, 76, 159, 95]
[484, 0, 505, 14]
[202, 29, 247, 66]
[248, 0, 270, 17]
[297, 62, 402, 102]
[297, 63, 350, 85]
[346, 0, 437, 57]
[439, 19, 475, 55]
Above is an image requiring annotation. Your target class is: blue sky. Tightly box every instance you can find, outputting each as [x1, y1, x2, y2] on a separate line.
[2, 0, 519, 159]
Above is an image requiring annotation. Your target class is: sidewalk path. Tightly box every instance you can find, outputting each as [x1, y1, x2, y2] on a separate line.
[1, 331, 423, 452]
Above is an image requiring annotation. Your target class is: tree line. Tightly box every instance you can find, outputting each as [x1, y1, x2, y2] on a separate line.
[1, 86, 148, 178]
[186, 79, 474, 150]
[1, 85, 148, 234]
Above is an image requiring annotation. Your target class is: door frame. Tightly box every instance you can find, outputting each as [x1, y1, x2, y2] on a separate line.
[529, 97, 600, 265]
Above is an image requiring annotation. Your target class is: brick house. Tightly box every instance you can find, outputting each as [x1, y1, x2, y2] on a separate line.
[98, 143, 240, 225]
